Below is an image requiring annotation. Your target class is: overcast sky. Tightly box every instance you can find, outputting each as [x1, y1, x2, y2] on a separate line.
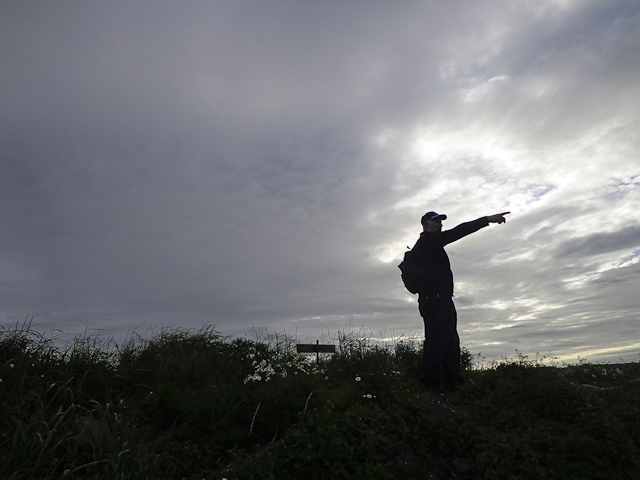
[2, 0, 639, 363]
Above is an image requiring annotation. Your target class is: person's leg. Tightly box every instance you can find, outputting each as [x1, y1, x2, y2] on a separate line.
[419, 296, 448, 386]
[442, 298, 464, 387]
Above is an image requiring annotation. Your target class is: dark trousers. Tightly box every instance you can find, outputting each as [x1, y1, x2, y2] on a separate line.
[418, 295, 463, 386]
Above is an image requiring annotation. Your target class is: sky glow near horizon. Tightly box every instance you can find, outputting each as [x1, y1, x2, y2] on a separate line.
[1, 1, 639, 363]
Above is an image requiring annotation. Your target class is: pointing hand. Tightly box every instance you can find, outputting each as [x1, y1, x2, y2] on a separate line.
[488, 212, 511, 224]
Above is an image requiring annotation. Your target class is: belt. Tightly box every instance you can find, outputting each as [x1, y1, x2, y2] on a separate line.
[419, 292, 453, 299]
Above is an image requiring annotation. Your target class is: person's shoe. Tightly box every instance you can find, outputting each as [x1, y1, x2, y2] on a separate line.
[421, 374, 441, 390]
[444, 378, 464, 392]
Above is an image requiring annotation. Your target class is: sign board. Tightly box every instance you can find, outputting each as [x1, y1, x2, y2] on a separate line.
[296, 340, 336, 362]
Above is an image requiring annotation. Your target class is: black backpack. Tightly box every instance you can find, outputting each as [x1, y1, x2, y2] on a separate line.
[398, 246, 425, 294]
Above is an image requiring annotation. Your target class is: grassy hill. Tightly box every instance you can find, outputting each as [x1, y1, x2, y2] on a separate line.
[1, 324, 639, 480]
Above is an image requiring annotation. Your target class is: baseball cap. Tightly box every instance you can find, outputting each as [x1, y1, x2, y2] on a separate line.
[421, 211, 447, 224]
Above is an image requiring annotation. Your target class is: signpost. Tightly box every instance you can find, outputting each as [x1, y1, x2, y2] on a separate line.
[296, 340, 336, 363]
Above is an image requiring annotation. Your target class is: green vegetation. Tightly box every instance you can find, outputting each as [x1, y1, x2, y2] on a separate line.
[1, 322, 639, 480]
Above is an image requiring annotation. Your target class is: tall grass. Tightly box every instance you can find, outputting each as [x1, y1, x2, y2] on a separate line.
[1, 321, 639, 479]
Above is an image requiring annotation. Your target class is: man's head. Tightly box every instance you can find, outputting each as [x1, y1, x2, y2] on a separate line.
[421, 211, 447, 233]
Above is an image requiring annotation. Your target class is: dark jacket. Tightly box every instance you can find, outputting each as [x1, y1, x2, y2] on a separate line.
[412, 217, 489, 296]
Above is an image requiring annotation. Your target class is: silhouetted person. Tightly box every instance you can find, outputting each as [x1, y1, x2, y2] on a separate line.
[412, 210, 510, 390]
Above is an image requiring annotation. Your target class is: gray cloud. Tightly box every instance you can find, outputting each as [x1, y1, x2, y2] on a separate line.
[555, 226, 640, 259]
[1, 0, 639, 363]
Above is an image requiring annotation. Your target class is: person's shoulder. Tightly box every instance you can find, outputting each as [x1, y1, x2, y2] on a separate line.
[416, 232, 439, 246]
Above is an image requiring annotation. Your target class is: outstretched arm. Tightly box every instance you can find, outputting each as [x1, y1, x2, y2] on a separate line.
[429, 212, 511, 247]
[487, 212, 510, 224]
